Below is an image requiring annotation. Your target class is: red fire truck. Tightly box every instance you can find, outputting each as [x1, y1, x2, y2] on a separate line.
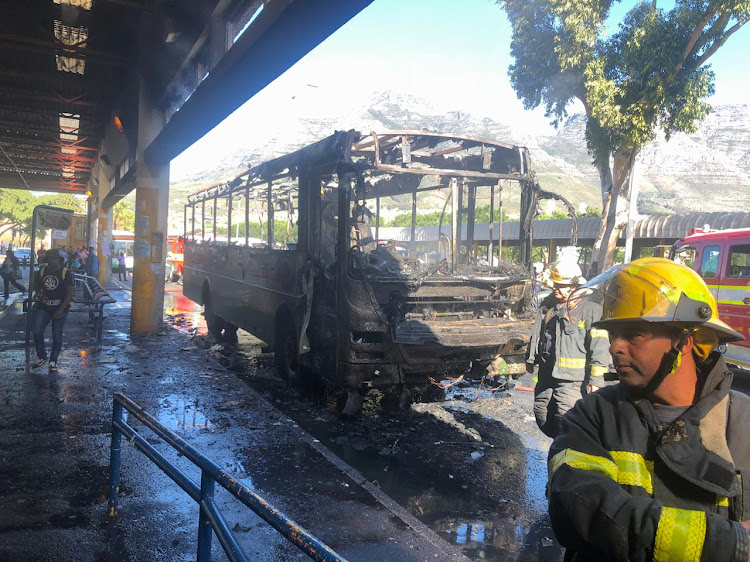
[166, 235, 184, 282]
[671, 227, 750, 369]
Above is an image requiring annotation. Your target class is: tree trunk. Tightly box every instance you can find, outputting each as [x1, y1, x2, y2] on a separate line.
[587, 146, 638, 277]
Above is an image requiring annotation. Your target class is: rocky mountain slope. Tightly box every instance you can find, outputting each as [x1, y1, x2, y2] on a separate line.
[168, 92, 750, 218]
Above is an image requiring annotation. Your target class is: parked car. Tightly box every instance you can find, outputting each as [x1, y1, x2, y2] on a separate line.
[671, 227, 750, 369]
[13, 247, 32, 266]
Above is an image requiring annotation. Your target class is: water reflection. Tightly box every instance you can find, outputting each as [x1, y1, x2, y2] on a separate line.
[164, 294, 205, 335]
[156, 395, 211, 430]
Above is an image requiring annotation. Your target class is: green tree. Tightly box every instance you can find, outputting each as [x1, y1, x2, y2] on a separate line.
[0, 189, 84, 244]
[500, 0, 748, 275]
[113, 200, 135, 231]
[0, 189, 34, 240]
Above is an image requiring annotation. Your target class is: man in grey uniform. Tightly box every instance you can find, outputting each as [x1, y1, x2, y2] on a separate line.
[526, 258, 612, 438]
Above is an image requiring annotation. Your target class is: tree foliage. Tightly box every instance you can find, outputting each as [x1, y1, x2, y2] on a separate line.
[0, 188, 84, 243]
[113, 200, 135, 232]
[500, 0, 749, 274]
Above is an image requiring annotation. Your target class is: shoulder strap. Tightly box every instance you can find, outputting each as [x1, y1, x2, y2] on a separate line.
[62, 267, 67, 280]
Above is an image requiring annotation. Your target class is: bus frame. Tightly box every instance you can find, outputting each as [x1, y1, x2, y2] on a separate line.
[183, 130, 565, 409]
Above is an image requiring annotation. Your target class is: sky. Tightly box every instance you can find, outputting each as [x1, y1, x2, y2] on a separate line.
[170, 0, 750, 181]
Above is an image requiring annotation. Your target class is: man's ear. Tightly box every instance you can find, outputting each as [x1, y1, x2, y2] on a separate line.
[680, 333, 694, 354]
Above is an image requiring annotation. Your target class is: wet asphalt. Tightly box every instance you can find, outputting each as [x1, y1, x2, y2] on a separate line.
[3, 277, 747, 562]
[0, 283, 466, 561]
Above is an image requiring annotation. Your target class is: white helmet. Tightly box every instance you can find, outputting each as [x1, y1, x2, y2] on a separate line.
[545, 259, 585, 287]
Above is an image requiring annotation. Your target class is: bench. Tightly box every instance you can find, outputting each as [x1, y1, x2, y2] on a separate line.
[72, 272, 116, 342]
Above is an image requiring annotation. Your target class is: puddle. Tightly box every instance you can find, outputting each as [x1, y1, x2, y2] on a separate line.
[164, 294, 206, 336]
[155, 395, 212, 431]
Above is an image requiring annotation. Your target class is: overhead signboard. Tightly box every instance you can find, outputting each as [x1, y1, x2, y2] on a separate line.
[36, 207, 74, 230]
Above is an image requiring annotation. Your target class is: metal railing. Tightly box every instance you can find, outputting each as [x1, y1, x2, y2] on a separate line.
[72, 272, 116, 342]
[108, 393, 347, 562]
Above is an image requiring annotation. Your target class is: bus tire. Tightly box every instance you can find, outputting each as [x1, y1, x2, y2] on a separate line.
[223, 322, 238, 345]
[275, 320, 300, 385]
[203, 292, 224, 338]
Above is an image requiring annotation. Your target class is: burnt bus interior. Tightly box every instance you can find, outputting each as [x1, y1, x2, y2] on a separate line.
[183, 131, 576, 398]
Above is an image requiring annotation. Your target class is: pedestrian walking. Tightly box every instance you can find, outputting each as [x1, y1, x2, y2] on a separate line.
[117, 251, 128, 281]
[547, 257, 750, 561]
[31, 248, 72, 372]
[1, 249, 27, 299]
[525, 257, 612, 438]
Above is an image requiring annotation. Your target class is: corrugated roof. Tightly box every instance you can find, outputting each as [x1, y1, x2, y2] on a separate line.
[377, 212, 750, 244]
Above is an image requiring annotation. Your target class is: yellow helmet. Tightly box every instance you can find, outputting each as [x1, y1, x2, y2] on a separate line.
[545, 258, 585, 288]
[576, 257, 743, 343]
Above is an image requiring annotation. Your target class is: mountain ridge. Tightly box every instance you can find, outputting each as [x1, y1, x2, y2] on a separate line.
[168, 92, 749, 220]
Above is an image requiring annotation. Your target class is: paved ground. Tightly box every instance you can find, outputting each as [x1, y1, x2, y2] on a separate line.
[0, 288, 468, 561]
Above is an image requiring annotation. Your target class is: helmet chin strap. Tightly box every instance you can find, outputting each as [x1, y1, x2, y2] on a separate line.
[628, 332, 690, 400]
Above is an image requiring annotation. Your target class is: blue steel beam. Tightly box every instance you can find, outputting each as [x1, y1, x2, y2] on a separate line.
[145, 0, 375, 164]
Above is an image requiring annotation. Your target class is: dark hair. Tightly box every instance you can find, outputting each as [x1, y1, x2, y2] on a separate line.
[46, 248, 61, 260]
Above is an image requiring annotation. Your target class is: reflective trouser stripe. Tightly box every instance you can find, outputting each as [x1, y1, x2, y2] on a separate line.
[610, 451, 654, 494]
[653, 507, 706, 562]
[591, 365, 608, 378]
[558, 356, 586, 369]
[550, 449, 654, 494]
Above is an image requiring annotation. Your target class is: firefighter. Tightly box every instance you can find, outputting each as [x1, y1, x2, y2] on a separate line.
[548, 257, 750, 561]
[525, 257, 612, 438]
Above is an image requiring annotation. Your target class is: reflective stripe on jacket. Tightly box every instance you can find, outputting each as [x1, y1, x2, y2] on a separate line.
[526, 293, 611, 382]
[547, 354, 750, 562]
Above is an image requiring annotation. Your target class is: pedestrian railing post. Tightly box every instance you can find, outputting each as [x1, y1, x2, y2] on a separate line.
[107, 393, 347, 561]
[196, 469, 215, 562]
[108, 399, 123, 517]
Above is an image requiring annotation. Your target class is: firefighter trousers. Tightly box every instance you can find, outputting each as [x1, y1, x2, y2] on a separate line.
[533, 377, 586, 439]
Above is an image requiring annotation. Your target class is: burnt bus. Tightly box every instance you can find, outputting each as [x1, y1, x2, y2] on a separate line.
[183, 130, 566, 411]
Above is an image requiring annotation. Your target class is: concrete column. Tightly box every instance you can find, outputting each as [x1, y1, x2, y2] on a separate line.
[88, 195, 98, 248]
[96, 166, 113, 285]
[131, 80, 170, 335]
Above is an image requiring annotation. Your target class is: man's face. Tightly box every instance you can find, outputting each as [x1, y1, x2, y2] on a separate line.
[46, 253, 61, 269]
[553, 284, 575, 301]
[608, 322, 678, 390]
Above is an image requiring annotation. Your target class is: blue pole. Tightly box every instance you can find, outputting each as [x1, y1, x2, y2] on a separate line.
[108, 400, 123, 517]
[196, 470, 215, 562]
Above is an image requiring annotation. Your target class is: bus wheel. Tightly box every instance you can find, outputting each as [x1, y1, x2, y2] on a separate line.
[223, 322, 238, 346]
[276, 322, 300, 385]
[204, 295, 224, 338]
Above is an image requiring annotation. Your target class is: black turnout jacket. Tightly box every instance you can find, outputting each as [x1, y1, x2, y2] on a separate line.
[548, 353, 750, 562]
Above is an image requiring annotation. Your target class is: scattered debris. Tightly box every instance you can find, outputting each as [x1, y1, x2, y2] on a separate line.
[469, 450, 485, 461]
[412, 403, 482, 442]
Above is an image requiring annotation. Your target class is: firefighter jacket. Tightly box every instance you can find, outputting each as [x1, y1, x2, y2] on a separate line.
[526, 292, 611, 382]
[548, 353, 750, 562]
